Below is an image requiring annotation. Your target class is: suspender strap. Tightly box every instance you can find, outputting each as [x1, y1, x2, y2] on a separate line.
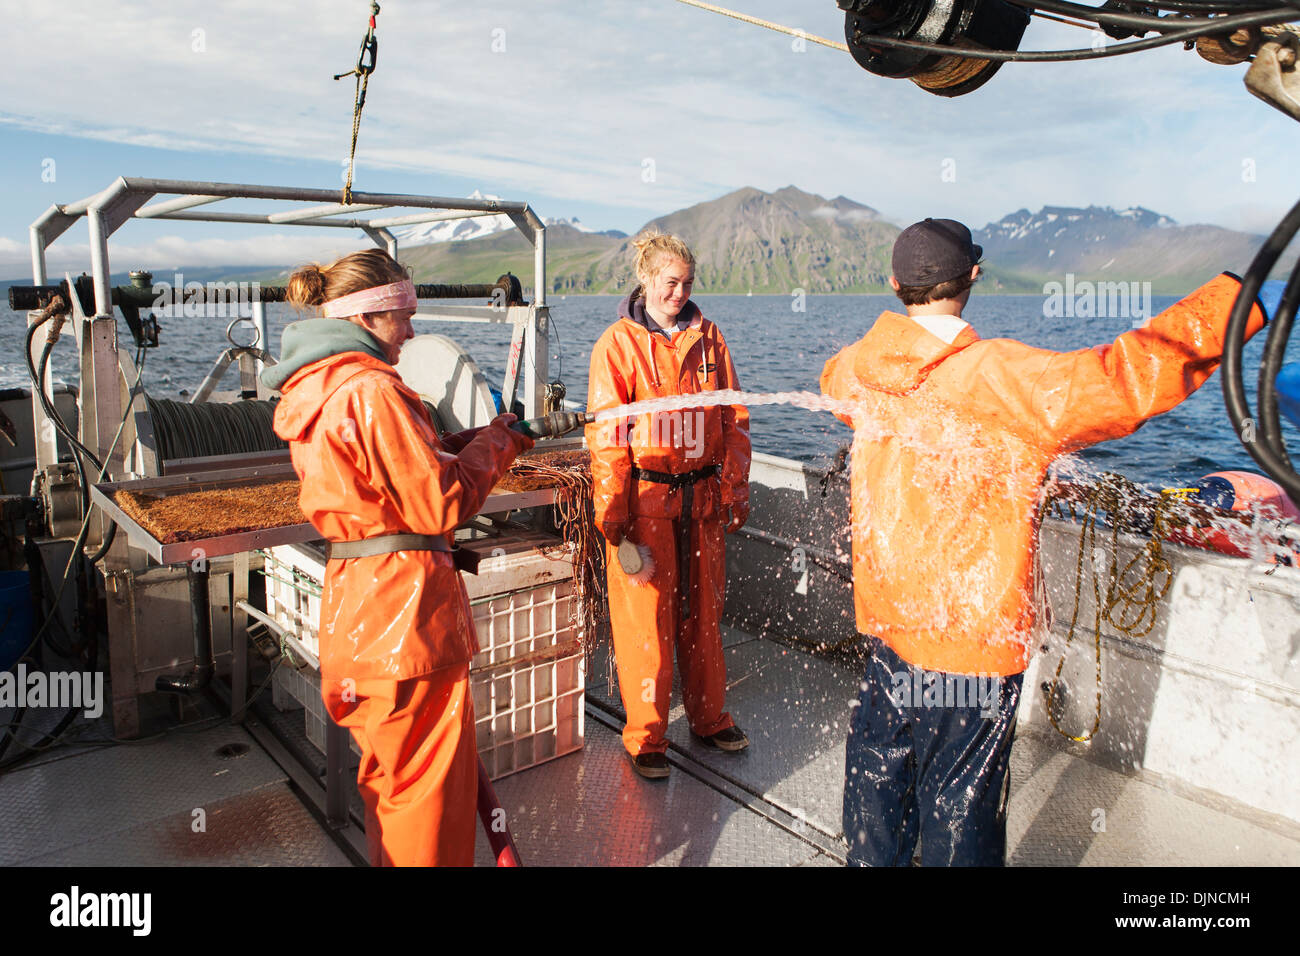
[327, 533, 452, 560]
[629, 465, 721, 619]
[677, 482, 695, 618]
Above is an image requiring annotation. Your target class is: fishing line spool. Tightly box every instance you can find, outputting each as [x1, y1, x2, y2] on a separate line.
[839, 0, 1031, 95]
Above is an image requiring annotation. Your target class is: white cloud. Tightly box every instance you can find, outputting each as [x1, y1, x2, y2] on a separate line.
[3, 0, 1297, 248]
[2, 233, 369, 277]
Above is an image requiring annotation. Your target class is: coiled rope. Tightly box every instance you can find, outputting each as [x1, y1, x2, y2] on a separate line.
[502, 451, 605, 659]
[1040, 474, 1177, 743]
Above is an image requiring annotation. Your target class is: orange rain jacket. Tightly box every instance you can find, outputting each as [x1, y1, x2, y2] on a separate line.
[585, 298, 751, 754]
[821, 274, 1264, 677]
[272, 347, 531, 682]
[586, 305, 751, 525]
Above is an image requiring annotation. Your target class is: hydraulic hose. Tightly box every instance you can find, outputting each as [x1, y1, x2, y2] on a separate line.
[24, 309, 119, 562]
[1222, 194, 1300, 501]
[1257, 256, 1300, 472]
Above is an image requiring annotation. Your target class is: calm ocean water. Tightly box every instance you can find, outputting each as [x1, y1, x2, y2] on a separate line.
[3, 292, 1293, 489]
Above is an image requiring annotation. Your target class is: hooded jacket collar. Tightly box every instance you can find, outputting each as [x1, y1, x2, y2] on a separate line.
[615, 288, 707, 390]
[260, 318, 388, 391]
[618, 287, 702, 335]
[264, 319, 398, 443]
[852, 311, 980, 396]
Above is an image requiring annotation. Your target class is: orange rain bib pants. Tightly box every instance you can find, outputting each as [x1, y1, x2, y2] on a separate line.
[605, 500, 732, 754]
[322, 668, 477, 867]
[586, 304, 751, 756]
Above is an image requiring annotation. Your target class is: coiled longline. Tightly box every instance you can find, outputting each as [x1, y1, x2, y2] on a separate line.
[145, 397, 285, 462]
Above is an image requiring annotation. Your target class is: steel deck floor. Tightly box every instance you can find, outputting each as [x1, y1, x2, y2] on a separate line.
[0, 723, 352, 867]
[3, 626, 1296, 867]
[487, 625, 1300, 866]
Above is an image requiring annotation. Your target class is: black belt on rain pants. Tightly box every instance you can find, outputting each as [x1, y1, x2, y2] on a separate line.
[631, 464, 721, 619]
[327, 534, 488, 575]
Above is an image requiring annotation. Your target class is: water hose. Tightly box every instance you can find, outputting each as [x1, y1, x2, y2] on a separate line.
[477, 758, 522, 866]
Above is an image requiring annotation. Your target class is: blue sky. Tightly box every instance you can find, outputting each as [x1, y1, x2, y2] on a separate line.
[3, 0, 1299, 278]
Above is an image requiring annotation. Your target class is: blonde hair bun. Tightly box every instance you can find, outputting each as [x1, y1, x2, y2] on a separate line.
[285, 249, 409, 312]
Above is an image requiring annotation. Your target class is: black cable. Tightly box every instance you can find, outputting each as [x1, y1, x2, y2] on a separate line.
[37, 338, 90, 517]
[24, 549, 81, 660]
[1222, 196, 1300, 502]
[25, 315, 100, 471]
[1257, 256, 1300, 470]
[1149, 1, 1287, 9]
[851, 6, 1296, 61]
[1013, 0, 1263, 28]
[82, 344, 147, 565]
[4, 306, 134, 761]
[1009, 0, 1297, 28]
[29, 314, 120, 562]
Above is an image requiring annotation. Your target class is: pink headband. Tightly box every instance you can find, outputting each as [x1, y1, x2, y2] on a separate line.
[320, 278, 417, 318]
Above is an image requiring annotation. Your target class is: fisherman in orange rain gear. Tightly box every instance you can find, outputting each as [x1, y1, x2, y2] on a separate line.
[262, 249, 533, 866]
[586, 232, 752, 779]
[821, 218, 1269, 866]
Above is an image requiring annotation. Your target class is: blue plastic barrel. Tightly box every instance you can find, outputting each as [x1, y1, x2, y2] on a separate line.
[0, 570, 33, 672]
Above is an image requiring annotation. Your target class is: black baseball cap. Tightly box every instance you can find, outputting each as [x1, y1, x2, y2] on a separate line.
[892, 218, 983, 286]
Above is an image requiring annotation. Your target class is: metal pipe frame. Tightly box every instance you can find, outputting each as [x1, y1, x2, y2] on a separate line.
[134, 194, 225, 218]
[365, 208, 494, 229]
[30, 178, 548, 329]
[28, 175, 554, 489]
[266, 201, 387, 223]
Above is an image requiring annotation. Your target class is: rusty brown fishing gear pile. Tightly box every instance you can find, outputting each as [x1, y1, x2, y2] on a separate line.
[500, 450, 607, 661]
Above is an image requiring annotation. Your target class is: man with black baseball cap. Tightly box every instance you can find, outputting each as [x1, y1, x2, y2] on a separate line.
[891, 217, 983, 288]
[821, 218, 1269, 866]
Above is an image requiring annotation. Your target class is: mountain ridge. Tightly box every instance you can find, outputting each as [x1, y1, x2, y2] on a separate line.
[6, 188, 1290, 296]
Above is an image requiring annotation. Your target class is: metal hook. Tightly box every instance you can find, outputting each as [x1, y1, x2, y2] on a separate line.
[226, 316, 260, 349]
[334, 2, 381, 80]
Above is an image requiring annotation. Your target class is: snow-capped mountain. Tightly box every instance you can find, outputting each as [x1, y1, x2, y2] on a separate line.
[971, 204, 1272, 285]
[391, 192, 626, 246]
[391, 191, 516, 246]
[980, 205, 1175, 246]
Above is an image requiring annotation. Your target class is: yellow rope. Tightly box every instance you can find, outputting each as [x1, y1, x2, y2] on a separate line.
[671, 0, 1098, 53]
[335, 2, 381, 205]
[670, 0, 849, 53]
[1031, 10, 1100, 31]
[344, 72, 368, 206]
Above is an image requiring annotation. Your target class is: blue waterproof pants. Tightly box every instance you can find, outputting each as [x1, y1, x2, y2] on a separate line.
[842, 637, 1022, 866]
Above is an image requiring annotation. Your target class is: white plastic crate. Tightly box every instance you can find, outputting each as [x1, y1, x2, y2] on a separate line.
[263, 543, 325, 661]
[261, 532, 585, 778]
[271, 661, 360, 756]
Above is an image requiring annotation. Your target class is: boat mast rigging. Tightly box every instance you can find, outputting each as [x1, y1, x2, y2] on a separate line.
[334, 1, 381, 205]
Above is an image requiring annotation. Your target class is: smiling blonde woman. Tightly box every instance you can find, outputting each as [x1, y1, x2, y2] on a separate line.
[584, 232, 753, 779]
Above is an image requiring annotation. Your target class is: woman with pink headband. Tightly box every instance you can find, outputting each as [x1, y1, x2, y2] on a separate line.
[261, 248, 533, 866]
